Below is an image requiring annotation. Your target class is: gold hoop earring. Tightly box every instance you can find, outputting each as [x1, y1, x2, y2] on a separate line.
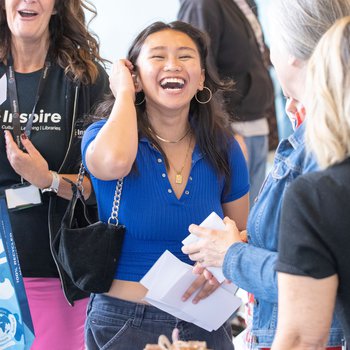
[135, 92, 145, 106]
[195, 86, 212, 104]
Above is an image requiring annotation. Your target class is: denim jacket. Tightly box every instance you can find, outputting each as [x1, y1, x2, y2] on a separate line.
[223, 123, 343, 348]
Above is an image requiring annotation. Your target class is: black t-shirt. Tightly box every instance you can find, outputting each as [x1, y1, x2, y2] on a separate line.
[277, 158, 350, 343]
[0, 63, 70, 277]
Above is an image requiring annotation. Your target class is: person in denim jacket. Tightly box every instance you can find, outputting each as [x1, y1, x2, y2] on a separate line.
[182, 0, 350, 348]
[273, 16, 350, 349]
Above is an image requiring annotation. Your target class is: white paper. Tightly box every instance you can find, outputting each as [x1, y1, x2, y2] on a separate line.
[0, 74, 7, 105]
[182, 212, 226, 283]
[140, 250, 241, 332]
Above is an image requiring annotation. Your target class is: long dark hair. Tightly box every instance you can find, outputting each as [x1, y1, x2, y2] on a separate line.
[0, 0, 106, 84]
[95, 21, 235, 181]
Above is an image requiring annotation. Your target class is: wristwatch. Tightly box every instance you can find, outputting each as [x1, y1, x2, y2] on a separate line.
[41, 171, 60, 194]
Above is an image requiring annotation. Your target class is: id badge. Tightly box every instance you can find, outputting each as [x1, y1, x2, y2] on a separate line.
[5, 182, 42, 211]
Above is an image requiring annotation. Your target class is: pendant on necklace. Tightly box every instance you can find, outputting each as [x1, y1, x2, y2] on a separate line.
[175, 174, 183, 184]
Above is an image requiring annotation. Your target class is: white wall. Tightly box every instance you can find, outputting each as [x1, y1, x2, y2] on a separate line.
[88, 1, 274, 66]
[88, 1, 180, 70]
[254, 0, 271, 45]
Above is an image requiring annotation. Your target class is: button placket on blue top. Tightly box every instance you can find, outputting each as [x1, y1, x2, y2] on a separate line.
[148, 141, 203, 203]
[155, 155, 175, 197]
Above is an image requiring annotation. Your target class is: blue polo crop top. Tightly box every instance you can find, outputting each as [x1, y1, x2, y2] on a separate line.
[82, 119, 249, 282]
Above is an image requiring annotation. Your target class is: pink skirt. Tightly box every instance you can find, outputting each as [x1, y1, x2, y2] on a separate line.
[24, 277, 88, 350]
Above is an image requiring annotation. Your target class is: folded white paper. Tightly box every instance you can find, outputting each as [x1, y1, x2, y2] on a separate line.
[140, 250, 241, 332]
[182, 212, 226, 283]
[0, 74, 7, 105]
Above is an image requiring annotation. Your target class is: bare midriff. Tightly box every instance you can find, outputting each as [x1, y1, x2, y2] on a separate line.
[105, 279, 149, 304]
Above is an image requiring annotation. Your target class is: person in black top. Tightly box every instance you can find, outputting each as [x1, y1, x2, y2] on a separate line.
[273, 16, 350, 349]
[0, 0, 109, 348]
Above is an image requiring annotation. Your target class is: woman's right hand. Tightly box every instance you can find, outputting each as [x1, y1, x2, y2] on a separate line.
[109, 59, 137, 99]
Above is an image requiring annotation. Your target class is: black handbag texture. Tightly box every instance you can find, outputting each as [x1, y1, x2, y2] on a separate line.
[53, 173, 125, 294]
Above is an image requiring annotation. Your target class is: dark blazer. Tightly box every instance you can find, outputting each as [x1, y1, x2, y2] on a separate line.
[178, 0, 273, 122]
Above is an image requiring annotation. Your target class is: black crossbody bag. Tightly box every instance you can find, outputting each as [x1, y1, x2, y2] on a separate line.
[52, 165, 125, 294]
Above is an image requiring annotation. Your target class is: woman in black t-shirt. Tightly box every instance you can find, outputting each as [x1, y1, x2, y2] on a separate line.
[0, 0, 109, 349]
[273, 16, 350, 349]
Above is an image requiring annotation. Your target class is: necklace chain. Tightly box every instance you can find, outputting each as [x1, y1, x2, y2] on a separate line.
[149, 127, 191, 144]
[168, 133, 193, 185]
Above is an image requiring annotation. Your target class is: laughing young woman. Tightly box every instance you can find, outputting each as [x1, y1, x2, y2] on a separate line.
[82, 21, 250, 350]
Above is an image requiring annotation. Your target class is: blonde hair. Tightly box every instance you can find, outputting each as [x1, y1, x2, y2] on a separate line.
[305, 16, 350, 168]
[270, 0, 350, 60]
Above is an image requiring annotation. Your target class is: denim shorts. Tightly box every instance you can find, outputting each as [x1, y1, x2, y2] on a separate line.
[85, 294, 234, 350]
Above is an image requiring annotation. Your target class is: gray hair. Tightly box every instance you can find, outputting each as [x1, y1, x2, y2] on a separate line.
[270, 0, 350, 60]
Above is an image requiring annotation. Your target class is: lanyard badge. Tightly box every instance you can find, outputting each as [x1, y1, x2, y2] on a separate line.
[3, 53, 51, 210]
[5, 182, 42, 211]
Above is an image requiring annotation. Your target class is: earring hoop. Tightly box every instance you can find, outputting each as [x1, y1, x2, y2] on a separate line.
[135, 92, 145, 106]
[195, 86, 212, 104]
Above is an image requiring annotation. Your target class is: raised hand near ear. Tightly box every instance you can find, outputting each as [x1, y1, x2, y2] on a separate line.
[109, 59, 137, 99]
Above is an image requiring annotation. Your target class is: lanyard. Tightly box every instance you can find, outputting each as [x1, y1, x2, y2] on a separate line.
[6, 53, 51, 147]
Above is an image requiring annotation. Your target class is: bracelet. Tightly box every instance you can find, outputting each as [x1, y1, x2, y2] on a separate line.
[41, 171, 60, 194]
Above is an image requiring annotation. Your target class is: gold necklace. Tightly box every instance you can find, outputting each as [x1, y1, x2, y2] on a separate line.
[168, 134, 193, 185]
[148, 127, 191, 144]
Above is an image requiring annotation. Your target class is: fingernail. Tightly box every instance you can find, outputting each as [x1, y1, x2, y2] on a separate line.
[21, 133, 27, 140]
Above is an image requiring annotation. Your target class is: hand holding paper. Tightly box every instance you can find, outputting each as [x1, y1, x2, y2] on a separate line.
[140, 250, 241, 332]
[140, 213, 243, 332]
[182, 212, 241, 282]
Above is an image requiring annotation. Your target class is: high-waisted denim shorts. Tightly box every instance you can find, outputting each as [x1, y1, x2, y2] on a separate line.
[85, 293, 234, 350]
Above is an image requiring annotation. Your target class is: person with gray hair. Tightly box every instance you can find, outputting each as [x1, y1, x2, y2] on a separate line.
[273, 16, 350, 349]
[181, 0, 350, 348]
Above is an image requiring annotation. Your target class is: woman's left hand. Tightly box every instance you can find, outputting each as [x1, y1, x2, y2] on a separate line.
[181, 270, 220, 304]
[4, 131, 52, 188]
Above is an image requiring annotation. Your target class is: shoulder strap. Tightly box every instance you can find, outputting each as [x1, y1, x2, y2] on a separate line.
[77, 163, 123, 226]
